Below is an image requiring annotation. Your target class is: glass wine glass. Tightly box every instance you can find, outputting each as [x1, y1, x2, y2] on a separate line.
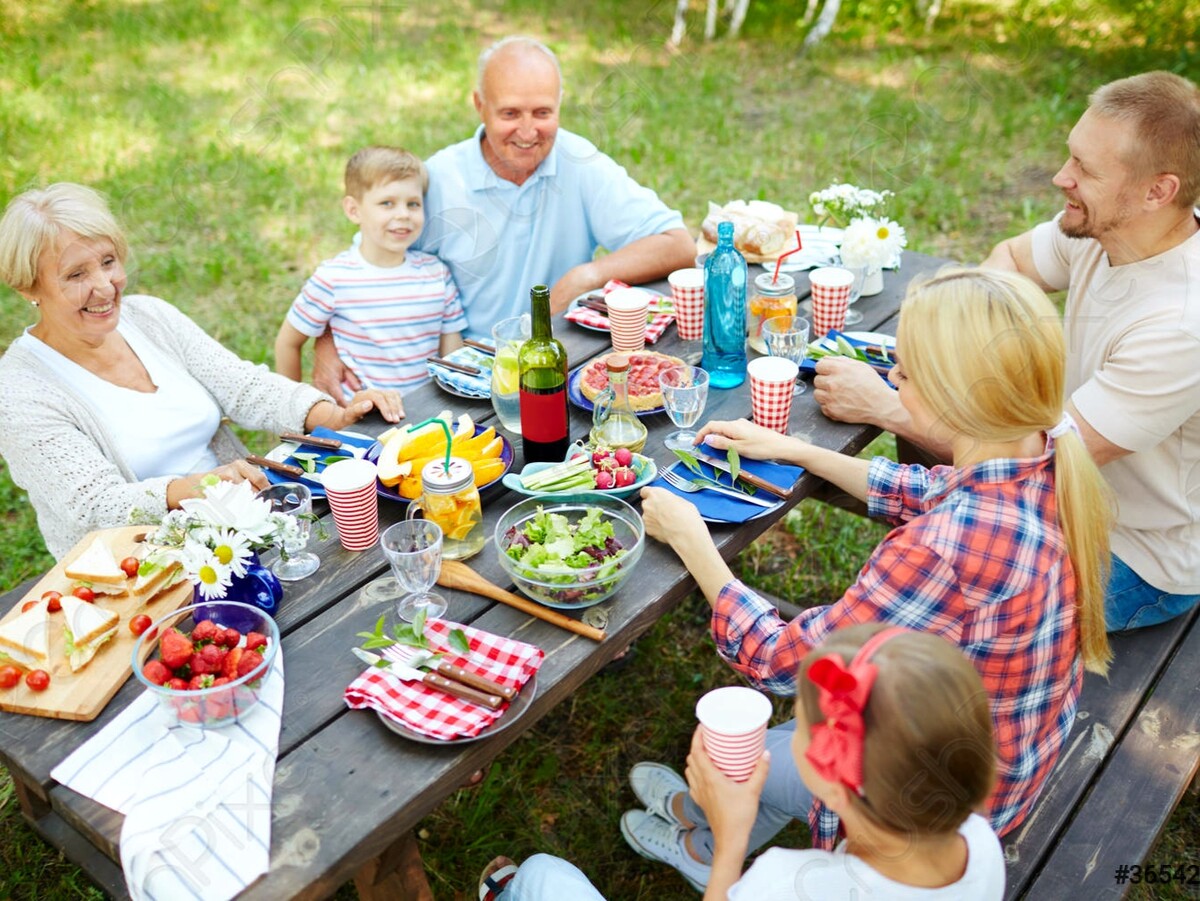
[660, 365, 710, 450]
[380, 520, 447, 623]
[255, 483, 320, 581]
[761, 315, 812, 396]
[841, 264, 870, 326]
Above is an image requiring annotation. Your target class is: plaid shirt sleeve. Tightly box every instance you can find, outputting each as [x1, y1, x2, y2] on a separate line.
[866, 457, 960, 524]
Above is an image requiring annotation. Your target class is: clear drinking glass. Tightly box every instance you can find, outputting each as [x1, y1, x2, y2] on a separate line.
[761, 315, 812, 396]
[660, 366, 710, 450]
[841, 264, 870, 326]
[380, 520, 447, 622]
[255, 483, 320, 581]
[490, 314, 530, 434]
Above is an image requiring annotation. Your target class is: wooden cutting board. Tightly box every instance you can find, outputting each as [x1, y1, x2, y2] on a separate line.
[0, 526, 194, 721]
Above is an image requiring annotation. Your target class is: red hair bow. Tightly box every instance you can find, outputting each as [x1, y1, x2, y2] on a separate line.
[804, 627, 908, 795]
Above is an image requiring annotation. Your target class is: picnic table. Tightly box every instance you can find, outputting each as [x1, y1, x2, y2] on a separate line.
[3, 249, 1190, 900]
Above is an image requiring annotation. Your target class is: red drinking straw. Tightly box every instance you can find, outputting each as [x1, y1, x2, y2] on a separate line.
[772, 229, 803, 284]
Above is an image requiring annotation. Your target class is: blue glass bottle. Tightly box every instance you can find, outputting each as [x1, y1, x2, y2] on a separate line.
[701, 220, 748, 388]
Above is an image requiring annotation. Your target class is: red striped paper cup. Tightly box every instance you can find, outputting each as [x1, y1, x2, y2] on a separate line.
[809, 266, 855, 339]
[606, 287, 650, 352]
[668, 268, 705, 341]
[748, 356, 799, 434]
[696, 686, 773, 782]
[322, 459, 380, 551]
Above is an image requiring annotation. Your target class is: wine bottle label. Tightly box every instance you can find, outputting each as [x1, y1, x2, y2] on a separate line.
[519, 386, 569, 443]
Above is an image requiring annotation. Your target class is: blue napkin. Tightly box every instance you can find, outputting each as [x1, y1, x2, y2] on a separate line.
[649, 443, 804, 524]
[427, 346, 493, 397]
[265, 427, 377, 497]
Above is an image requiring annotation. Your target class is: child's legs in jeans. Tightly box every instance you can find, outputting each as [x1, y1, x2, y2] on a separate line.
[680, 720, 814, 863]
[502, 854, 606, 900]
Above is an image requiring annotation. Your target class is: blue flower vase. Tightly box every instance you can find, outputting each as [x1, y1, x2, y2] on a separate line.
[192, 553, 283, 632]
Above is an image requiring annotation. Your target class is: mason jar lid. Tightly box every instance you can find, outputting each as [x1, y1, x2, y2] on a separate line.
[753, 272, 795, 294]
[420, 457, 474, 493]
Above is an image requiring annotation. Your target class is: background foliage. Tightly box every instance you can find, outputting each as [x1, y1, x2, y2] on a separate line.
[1, 0, 1196, 898]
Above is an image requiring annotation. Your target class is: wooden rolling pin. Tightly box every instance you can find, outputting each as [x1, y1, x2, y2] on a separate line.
[437, 561, 607, 642]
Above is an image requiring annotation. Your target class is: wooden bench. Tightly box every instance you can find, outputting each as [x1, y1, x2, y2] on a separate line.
[767, 594, 1200, 898]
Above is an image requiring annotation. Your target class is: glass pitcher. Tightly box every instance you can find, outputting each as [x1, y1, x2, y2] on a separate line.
[490, 314, 530, 434]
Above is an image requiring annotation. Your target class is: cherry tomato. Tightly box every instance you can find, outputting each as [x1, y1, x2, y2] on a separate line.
[129, 614, 153, 637]
[120, 556, 140, 579]
[25, 669, 50, 692]
[41, 590, 62, 612]
[21, 600, 36, 612]
[72, 585, 95, 603]
[0, 665, 20, 689]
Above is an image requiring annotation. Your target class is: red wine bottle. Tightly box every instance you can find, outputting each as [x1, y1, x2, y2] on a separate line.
[518, 285, 570, 463]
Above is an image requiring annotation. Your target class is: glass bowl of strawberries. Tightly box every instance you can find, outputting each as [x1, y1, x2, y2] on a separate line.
[131, 600, 280, 728]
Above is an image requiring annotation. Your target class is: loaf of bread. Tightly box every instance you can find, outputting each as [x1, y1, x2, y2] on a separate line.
[700, 200, 797, 257]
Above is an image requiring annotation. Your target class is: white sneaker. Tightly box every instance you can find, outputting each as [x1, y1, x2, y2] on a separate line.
[629, 762, 689, 825]
[620, 809, 710, 892]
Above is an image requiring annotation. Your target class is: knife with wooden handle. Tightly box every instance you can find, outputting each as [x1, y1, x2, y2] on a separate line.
[462, 338, 496, 355]
[429, 356, 483, 376]
[428, 661, 517, 702]
[352, 648, 505, 709]
[690, 450, 793, 499]
[278, 432, 343, 449]
[246, 454, 305, 478]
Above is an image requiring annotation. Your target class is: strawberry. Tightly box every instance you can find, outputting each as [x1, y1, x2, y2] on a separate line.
[200, 643, 227, 670]
[189, 652, 211, 676]
[188, 674, 214, 691]
[215, 627, 242, 648]
[204, 695, 232, 720]
[222, 647, 243, 680]
[210, 676, 231, 687]
[236, 650, 264, 679]
[191, 620, 218, 643]
[167, 677, 188, 691]
[245, 631, 268, 652]
[159, 628, 193, 670]
[142, 659, 173, 686]
[178, 706, 203, 723]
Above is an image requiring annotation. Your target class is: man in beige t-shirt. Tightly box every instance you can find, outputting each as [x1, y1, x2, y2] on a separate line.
[811, 71, 1200, 630]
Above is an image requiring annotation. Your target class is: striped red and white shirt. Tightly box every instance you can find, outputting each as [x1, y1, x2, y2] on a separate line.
[287, 246, 466, 397]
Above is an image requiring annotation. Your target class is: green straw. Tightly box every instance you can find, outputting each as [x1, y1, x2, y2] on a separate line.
[405, 417, 454, 470]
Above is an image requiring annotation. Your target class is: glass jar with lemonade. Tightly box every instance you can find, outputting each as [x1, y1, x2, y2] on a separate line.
[747, 272, 797, 354]
[406, 457, 485, 561]
[491, 314, 530, 434]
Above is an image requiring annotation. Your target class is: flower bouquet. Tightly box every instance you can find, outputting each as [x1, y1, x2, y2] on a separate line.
[809, 182, 893, 228]
[839, 217, 908, 270]
[140, 478, 304, 600]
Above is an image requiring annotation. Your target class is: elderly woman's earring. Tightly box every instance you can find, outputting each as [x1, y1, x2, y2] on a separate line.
[29, 300, 38, 308]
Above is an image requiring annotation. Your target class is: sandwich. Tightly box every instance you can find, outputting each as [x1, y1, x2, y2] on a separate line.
[130, 548, 185, 603]
[61, 594, 119, 672]
[0, 601, 50, 669]
[64, 536, 129, 599]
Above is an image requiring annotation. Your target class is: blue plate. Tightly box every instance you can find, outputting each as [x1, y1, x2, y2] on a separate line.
[502, 452, 657, 500]
[365, 425, 514, 504]
[801, 330, 896, 378]
[567, 364, 666, 416]
[263, 428, 376, 499]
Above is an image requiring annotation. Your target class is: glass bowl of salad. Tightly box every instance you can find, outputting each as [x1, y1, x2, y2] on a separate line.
[495, 494, 645, 609]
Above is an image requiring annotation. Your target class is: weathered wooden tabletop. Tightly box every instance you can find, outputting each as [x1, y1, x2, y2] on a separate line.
[0, 251, 943, 899]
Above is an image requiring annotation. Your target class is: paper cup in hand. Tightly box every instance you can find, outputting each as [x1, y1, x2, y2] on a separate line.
[668, 268, 705, 341]
[748, 356, 799, 434]
[321, 458, 379, 551]
[605, 287, 650, 352]
[696, 686, 773, 782]
[809, 266, 855, 339]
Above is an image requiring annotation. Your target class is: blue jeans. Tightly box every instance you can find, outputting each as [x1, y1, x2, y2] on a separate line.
[1105, 555, 1200, 632]
[680, 721, 814, 863]
[499, 854, 606, 900]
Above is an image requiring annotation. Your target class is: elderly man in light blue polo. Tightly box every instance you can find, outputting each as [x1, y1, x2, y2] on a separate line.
[315, 36, 695, 392]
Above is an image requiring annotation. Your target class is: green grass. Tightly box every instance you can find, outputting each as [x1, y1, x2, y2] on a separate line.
[1, 0, 1198, 898]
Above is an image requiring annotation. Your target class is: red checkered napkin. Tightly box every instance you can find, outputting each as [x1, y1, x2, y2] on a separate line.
[343, 619, 544, 741]
[565, 279, 676, 343]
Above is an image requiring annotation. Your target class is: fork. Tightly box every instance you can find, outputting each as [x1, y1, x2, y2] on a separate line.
[385, 646, 518, 702]
[661, 467, 777, 508]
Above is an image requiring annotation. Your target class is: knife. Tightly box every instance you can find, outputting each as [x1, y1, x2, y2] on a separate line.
[390, 648, 518, 702]
[462, 338, 496, 355]
[429, 356, 483, 377]
[246, 454, 305, 478]
[690, 450, 793, 499]
[352, 648, 506, 709]
[279, 432, 342, 450]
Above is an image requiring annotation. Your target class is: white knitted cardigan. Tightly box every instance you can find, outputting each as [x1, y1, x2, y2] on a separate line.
[0, 294, 330, 559]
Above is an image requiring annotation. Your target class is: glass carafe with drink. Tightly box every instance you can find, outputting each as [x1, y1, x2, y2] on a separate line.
[491, 314, 530, 434]
[406, 457, 485, 561]
[518, 285, 570, 463]
[701, 220, 748, 388]
[590, 354, 648, 454]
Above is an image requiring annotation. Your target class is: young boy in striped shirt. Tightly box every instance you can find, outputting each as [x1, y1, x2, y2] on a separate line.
[275, 146, 466, 401]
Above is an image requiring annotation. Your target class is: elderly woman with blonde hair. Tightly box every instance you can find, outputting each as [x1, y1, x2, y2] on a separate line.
[623, 267, 1114, 891]
[0, 182, 401, 559]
